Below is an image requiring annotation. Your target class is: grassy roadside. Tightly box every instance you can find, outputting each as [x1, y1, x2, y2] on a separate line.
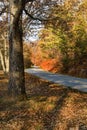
[0, 71, 87, 130]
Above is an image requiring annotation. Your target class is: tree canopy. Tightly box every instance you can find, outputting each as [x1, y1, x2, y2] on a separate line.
[0, 0, 87, 98]
[0, 0, 58, 99]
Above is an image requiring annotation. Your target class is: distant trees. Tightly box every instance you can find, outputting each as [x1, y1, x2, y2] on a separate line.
[23, 43, 33, 68]
[0, 0, 87, 98]
[0, 32, 9, 73]
[0, 11, 9, 74]
[37, 0, 87, 76]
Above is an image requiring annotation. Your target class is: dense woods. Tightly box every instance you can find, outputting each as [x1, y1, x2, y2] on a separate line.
[0, 0, 87, 89]
[0, 0, 87, 129]
[0, 0, 87, 96]
[31, 0, 87, 77]
[0, 0, 57, 98]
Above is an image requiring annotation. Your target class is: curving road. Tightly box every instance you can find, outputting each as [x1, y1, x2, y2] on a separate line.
[25, 67, 87, 92]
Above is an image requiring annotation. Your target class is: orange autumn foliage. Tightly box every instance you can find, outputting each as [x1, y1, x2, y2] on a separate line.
[40, 59, 62, 73]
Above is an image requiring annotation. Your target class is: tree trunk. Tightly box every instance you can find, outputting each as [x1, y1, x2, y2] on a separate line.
[8, 0, 26, 99]
[4, 37, 9, 73]
[0, 49, 6, 72]
[0, 34, 9, 74]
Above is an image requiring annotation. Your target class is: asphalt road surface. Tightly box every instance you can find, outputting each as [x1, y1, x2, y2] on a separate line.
[25, 67, 87, 92]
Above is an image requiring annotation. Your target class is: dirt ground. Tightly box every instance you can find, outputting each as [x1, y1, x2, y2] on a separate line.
[0, 71, 87, 130]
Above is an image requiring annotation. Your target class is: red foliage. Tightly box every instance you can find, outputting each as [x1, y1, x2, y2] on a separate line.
[40, 59, 62, 73]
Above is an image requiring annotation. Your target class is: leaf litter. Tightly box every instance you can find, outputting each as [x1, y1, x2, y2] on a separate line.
[0, 71, 87, 130]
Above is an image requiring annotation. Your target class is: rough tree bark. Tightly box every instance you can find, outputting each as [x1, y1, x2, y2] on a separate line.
[8, 0, 26, 99]
[0, 34, 9, 74]
[0, 49, 6, 72]
[4, 36, 9, 73]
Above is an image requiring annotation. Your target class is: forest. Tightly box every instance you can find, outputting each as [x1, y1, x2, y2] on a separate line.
[0, 0, 87, 130]
[31, 0, 87, 78]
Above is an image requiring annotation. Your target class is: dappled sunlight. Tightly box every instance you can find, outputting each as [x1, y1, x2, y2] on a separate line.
[0, 72, 87, 129]
[1, 0, 87, 129]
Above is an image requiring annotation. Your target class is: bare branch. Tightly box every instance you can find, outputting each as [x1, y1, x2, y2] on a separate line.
[0, 6, 7, 16]
[24, 9, 49, 21]
[24, 0, 35, 4]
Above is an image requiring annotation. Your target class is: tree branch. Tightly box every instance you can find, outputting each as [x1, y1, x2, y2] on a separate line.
[0, 6, 7, 16]
[24, 9, 48, 21]
[25, 0, 35, 4]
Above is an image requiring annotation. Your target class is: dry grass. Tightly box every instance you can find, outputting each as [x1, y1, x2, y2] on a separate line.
[0, 71, 87, 130]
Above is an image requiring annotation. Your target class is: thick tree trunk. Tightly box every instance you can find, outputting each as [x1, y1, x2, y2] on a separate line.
[8, 0, 26, 98]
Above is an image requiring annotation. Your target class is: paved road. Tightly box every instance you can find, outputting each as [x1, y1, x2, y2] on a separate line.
[25, 67, 87, 92]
